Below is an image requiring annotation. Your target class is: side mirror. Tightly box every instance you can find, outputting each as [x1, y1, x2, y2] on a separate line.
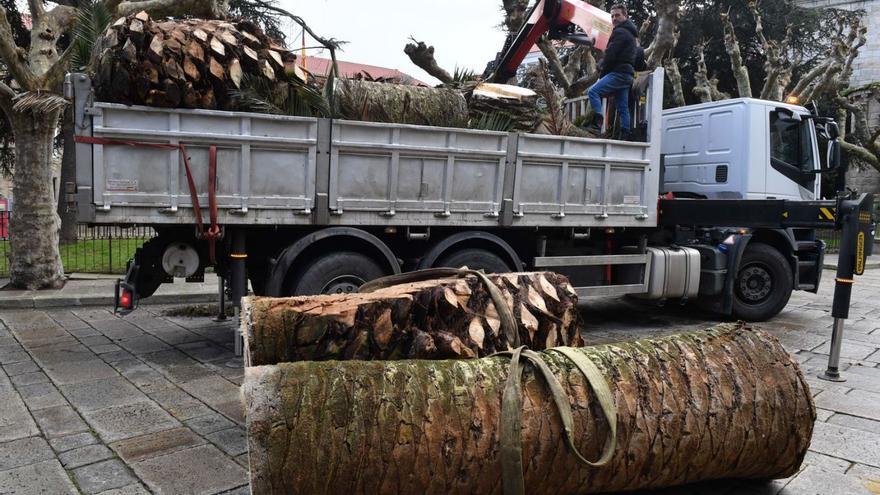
[825, 122, 840, 140]
[827, 140, 841, 170]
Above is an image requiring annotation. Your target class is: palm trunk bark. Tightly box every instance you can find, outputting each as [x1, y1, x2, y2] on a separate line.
[244, 322, 814, 495]
[9, 108, 65, 289]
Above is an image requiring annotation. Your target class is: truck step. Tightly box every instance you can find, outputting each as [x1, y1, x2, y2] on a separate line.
[796, 240, 821, 252]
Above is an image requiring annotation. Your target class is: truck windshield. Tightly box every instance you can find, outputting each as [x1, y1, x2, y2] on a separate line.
[769, 113, 815, 190]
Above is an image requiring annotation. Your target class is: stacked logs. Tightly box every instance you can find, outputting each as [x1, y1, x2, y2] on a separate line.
[242, 271, 583, 364]
[243, 323, 816, 494]
[93, 12, 296, 109]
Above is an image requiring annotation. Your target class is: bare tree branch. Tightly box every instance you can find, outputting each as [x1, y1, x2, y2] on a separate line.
[27, 4, 77, 83]
[41, 43, 75, 89]
[693, 41, 713, 103]
[645, 0, 678, 68]
[840, 140, 880, 170]
[568, 72, 599, 98]
[720, 9, 751, 97]
[837, 95, 871, 147]
[536, 38, 571, 89]
[638, 19, 651, 41]
[664, 58, 686, 107]
[28, 0, 46, 23]
[403, 39, 452, 85]
[0, 4, 38, 90]
[501, 0, 530, 33]
[246, 0, 346, 78]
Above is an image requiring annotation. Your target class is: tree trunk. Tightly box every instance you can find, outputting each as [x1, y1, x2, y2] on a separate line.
[57, 107, 77, 244]
[243, 322, 814, 495]
[9, 108, 65, 289]
[243, 271, 582, 365]
[664, 58, 686, 108]
[334, 79, 469, 127]
[721, 12, 752, 98]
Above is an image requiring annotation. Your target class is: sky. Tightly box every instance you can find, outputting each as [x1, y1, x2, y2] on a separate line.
[276, 0, 510, 85]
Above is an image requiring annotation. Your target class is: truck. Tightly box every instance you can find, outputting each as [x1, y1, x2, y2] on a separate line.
[64, 65, 875, 325]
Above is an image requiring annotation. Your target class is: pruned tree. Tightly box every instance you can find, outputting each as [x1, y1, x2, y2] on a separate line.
[0, 0, 230, 289]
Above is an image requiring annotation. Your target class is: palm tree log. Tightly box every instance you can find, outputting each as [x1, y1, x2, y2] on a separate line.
[243, 322, 814, 495]
[242, 271, 583, 364]
[94, 13, 294, 109]
[334, 79, 469, 127]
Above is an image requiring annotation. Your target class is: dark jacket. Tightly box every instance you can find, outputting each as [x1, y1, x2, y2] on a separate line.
[599, 19, 639, 77]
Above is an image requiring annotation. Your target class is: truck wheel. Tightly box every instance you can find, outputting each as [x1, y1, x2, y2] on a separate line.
[436, 248, 512, 273]
[732, 243, 793, 322]
[286, 251, 386, 296]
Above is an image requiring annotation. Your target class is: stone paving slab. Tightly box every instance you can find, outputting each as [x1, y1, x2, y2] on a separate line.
[130, 444, 247, 495]
[0, 267, 878, 494]
[0, 459, 79, 494]
[111, 427, 206, 463]
[81, 400, 181, 443]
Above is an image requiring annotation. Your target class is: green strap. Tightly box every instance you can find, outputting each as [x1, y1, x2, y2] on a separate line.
[358, 267, 520, 348]
[549, 347, 618, 466]
[496, 346, 618, 495]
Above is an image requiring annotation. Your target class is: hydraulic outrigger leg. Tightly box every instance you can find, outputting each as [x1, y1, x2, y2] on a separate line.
[819, 193, 875, 382]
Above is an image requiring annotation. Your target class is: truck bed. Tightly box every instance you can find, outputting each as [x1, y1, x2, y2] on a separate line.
[69, 69, 663, 229]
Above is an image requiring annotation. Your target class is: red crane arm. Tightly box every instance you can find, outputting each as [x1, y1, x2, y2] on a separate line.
[487, 0, 612, 83]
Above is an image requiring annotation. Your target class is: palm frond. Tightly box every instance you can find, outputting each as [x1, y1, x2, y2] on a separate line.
[451, 67, 478, 85]
[72, 0, 113, 72]
[469, 111, 515, 132]
[229, 74, 330, 118]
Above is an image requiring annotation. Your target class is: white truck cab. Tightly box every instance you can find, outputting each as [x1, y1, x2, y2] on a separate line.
[661, 98, 821, 201]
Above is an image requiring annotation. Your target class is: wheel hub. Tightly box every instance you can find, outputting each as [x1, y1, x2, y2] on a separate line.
[738, 265, 772, 302]
[321, 275, 365, 295]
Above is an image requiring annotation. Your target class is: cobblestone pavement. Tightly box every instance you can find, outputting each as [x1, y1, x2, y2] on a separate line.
[0, 268, 878, 494]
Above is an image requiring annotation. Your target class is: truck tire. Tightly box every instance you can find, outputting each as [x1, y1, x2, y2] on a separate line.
[435, 248, 512, 273]
[286, 251, 386, 296]
[732, 243, 793, 321]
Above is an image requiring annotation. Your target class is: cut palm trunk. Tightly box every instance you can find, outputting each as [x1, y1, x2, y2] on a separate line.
[334, 79, 469, 127]
[242, 271, 582, 365]
[243, 322, 814, 495]
[94, 14, 295, 110]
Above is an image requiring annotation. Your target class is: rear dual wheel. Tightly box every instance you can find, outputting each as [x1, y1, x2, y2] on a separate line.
[732, 243, 793, 321]
[284, 247, 514, 296]
[285, 251, 385, 296]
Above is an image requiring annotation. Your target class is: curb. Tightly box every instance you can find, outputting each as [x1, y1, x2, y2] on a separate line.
[0, 291, 218, 310]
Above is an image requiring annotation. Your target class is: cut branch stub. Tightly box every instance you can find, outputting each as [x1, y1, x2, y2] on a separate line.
[403, 39, 452, 84]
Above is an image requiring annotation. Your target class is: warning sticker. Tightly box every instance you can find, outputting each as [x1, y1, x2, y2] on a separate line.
[623, 195, 641, 205]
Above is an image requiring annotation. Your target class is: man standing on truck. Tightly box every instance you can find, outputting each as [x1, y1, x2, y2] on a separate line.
[584, 4, 639, 140]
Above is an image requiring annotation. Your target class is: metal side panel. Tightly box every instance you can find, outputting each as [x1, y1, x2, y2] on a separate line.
[512, 133, 651, 226]
[512, 68, 664, 229]
[328, 120, 508, 225]
[86, 103, 319, 225]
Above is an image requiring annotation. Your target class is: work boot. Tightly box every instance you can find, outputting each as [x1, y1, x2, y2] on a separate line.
[620, 128, 634, 141]
[584, 114, 603, 134]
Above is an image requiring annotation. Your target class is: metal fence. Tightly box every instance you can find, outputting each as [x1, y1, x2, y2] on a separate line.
[0, 211, 155, 277]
